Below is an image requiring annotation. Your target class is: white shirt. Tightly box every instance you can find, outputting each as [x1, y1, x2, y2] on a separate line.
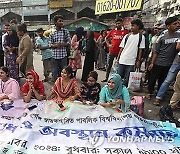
[119, 33, 145, 65]
[2, 32, 8, 51]
[177, 38, 180, 56]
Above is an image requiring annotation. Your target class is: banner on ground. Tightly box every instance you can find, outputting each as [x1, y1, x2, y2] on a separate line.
[0, 100, 180, 154]
[49, 0, 73, 8]
[95, 0, 143, 15]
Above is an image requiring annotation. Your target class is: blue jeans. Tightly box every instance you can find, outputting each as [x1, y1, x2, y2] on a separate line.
[156, 64, 180, 100]
[52, 57, 67, 81]
[117, 64, 134, 87]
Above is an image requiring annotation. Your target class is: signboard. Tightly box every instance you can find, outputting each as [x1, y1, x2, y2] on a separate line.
[95, 0, 143, 15]
[0, 100, 180, 154]
[22, 0, 48, 6]
[49, 0, 73, 8]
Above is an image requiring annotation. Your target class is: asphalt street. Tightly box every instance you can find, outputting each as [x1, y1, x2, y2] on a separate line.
[32, 52, 180, 122]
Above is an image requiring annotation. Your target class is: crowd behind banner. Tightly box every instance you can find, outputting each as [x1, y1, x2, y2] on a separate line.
[0, 15, 180, 121]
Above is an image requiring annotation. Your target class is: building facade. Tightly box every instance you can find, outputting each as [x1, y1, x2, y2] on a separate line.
[0, 0, 179, 31]
[143, 0, 180, 25]
[0, 0, 130, 31]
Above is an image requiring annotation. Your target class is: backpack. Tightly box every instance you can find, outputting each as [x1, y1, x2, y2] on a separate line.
[159, 104, 180, 127]
[124, 33, 143, 61]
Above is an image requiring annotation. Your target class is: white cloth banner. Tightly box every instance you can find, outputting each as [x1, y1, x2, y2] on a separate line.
[0, 99, 180, 154]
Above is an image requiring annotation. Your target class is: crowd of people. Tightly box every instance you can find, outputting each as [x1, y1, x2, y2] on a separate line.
[0, 15, 179, 114]
[0, 66, 130, 112]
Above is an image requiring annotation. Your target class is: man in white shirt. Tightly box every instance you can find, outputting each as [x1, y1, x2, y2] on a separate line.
[116, 19, 145, 86]
[1, 24, 10, 66]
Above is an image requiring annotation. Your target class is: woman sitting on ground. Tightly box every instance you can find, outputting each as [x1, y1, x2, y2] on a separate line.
[22, 70, 45, 103]
[99, 73, 130, 112]
[0, 66, 21, 102]
[47, 66, 80, 111]
[80, 71, 101, 105]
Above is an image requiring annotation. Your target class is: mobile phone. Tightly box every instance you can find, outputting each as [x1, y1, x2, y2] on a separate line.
[28, 105, 37, 110]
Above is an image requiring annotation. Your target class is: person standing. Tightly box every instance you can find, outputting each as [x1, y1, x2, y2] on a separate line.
[0, 31, 3, 67]
[155, 38, 180, 105]
[147, 16, 179, 101]
[96, 30, 107, 70]
[1, 24, 10, 67]
[9, 19, 18, 31]
[3, 26, 19, 82]
[144, 27, 160, 85]
[16, 23, 34, 76]
[36, 28, 52, 82]
[49, 15, 71, 82]
[101, 17, 128, 82]
[81, 31, 96, 82]
[69, 27, 83, 77]
[169, 71, 180, 109]
[116, 19, 145, 87]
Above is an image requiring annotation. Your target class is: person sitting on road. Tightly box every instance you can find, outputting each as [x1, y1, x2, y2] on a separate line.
[80, 71, 101, 105]
[0, 66, 21, 103]
[99, 73, 130, 112]
[47, 66, 80, 111]
[22, 70, 45, 103]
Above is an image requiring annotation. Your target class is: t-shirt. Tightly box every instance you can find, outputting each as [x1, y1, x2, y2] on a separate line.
[155, 32, 180, 67]
[106, 28, 128, 54]
[119, 33, 145, 65]
[36, 36, 52, 60]
[173, 38, 180, 65]
[149, 35, 159, 58]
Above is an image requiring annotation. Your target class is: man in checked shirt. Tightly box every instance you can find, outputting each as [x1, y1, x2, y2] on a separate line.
[49, 15, 71, 82]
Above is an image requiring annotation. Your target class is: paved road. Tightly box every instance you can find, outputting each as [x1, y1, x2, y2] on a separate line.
[33, 52, 180, 122]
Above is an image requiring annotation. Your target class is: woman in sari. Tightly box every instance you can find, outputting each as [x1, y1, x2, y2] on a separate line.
[47, 66, 80, 111]
[99, 73, 130, 112]
[96, 30, 107, 70]
[69, 27, 84, 77]
[22, 70, 45, 103]
[3, 26, 19, 82]
[0, 67, 20, 103]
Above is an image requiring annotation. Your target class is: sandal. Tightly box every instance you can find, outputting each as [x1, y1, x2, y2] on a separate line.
[173, 104, 180, 110]
[146, 94, 151, 100]
[153, 99, 160, 106]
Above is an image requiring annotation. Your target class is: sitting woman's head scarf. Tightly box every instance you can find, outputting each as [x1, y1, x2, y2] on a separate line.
[102, 73, 130, 112]
[106, 73, 123, 100]
[22, 70, 45, 96]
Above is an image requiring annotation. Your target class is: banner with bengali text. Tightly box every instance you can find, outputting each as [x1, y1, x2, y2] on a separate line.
[95, 0, 143, 15]
[0, 99, 180, 154]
